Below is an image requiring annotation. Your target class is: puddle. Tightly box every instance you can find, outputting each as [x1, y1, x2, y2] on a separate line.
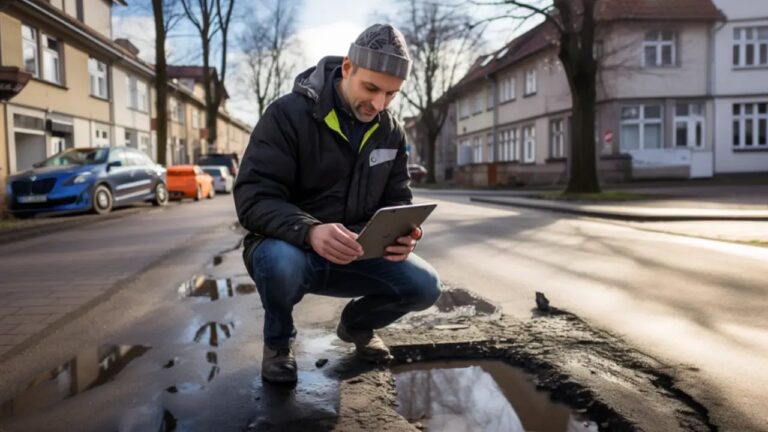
[393, 360, 598, 432]
[0, 345, 150, 420]
[166, 382, 205, 394]
[177, 276, 257, 301]
[193, 321, 236, 347]
[434, 288, 498, 316]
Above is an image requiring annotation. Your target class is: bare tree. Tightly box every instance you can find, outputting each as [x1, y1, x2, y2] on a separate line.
[392, 0, 486, 184]
[152, 0, 183, 166]
[476, 0, 602, 193]
[240, 0, 302, 116]
[179, 0, 236, 151]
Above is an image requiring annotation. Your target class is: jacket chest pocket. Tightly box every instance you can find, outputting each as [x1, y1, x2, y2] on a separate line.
[368, 149, 398, 167]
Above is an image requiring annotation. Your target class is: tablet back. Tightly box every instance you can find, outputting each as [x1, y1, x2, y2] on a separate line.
[356, 203, 437, 260]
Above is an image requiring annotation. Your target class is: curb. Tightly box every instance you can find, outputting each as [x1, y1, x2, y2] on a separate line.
[469, 196, 768, 222]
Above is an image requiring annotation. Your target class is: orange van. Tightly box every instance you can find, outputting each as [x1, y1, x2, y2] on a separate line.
[167, 165, 215, 201]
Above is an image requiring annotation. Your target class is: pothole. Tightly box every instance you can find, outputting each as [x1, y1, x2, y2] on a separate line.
[0, 344, 150, 420]
[392, 360, 598, 432]
[178, 276, 257, 301]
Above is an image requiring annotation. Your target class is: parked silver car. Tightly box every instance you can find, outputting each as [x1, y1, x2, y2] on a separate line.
[200, 166, 234, 194]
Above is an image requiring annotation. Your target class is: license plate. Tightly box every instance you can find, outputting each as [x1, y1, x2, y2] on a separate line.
[18, 194, 47, 203]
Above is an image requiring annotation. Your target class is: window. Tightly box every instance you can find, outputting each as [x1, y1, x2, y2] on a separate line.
[524, 68, 537, 96]
[511, 128, 519, 161]
[473, 136, 481, 163]
[126, 75, 148, 112]
[733, 27, 768, 68]
[192, 109, 200, 129]
[522, 125, 535, 163]
[42, 34, 62, 84]
[486, 133, 494, 162]
[732, 102, 768, 149]
[472, 91, 483, 115]
[170, 98, 185, 124]
[620, 104, 663, 150]
[674, 103, 705, 148]
[500, 75, 516, 103]
[94, 125, 110, 147]
[89, 58, 108, 99]
[550, 119, 565, 158]
[459, 97, 470, 118]
[643, 31, 676, 67]
[499, 128, 518, 162]
[124, 130, 139, 148]
[22, 24, 39, 77]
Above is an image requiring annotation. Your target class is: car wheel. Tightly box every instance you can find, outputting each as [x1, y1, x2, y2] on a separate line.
[194, 185, 202, 201]
[207, 185, 215, 199]
[92, 184, 113, 215]
[152, 182, 169, 207]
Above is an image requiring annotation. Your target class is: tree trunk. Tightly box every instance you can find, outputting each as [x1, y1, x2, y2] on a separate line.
[152, 0, 168, 166]
[565, 74, 601, 193]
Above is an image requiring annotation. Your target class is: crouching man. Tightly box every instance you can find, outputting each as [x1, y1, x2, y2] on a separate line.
[234, 24, 441, 383]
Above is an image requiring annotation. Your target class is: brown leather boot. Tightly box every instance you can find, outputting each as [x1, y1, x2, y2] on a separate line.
[336, 321, 393, 363]
[262, 343, 297, 383]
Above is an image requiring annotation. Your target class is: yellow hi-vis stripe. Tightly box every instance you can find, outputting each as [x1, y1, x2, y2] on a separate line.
[324, 109, 380, 153]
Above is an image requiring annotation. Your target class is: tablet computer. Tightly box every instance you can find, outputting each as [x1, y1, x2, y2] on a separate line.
[356, 203, 437, 260]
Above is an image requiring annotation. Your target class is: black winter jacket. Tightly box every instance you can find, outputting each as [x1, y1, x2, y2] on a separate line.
[234, 56, 413, 253]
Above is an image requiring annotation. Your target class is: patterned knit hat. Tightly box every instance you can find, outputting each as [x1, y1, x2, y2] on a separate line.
[348, 24, 412, 80]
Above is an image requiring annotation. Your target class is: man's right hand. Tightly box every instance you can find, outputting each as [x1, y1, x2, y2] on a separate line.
[306, 223, 364, 265]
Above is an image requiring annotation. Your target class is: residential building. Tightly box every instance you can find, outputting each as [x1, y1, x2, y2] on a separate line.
[710, 0, 768, 173]
[448, 0, 730, 187]
[0, 0, 252, 209]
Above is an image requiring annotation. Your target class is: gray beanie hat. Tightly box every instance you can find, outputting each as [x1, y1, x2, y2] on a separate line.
[348, 24, 412, 80]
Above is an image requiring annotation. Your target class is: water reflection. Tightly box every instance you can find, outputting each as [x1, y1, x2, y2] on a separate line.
[193, 321, 235, 347]
[394, 360, 598, 432]
[177, 276, 256, 301]
[0, 345, 150, 420]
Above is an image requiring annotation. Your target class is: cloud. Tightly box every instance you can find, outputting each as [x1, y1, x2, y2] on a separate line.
[295, 21, 365, 67]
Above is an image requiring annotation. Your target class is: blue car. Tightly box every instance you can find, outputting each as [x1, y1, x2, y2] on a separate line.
[5, 147, 168, 218]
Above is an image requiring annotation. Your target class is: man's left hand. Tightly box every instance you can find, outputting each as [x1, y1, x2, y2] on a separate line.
[384, 227, 422, 262]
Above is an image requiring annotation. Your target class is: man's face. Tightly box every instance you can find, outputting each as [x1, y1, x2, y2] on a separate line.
[340, 57, 404, 123]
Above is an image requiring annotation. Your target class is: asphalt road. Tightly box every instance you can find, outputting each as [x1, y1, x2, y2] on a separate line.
[415, 191, 768, 432]
[0, 191, 766, 431]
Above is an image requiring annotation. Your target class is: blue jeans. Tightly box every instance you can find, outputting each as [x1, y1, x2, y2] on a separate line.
[244, 238, 442, 347]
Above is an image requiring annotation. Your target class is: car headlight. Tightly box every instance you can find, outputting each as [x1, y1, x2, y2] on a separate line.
[64, 172, 93, 185]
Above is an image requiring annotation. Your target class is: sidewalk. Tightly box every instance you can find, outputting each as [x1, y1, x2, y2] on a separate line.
[460, 183, 768, 245]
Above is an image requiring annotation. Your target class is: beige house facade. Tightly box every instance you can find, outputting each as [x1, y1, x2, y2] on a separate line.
[1, 0, 251, 209]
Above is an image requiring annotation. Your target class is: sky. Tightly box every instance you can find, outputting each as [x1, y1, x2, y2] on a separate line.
[113, 1, 543, 126]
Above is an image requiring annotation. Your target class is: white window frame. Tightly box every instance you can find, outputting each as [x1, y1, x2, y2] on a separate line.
[472, 90, 483, 115]
[732, 102, 768, 149]
[89, 58, 108, 99]
[674, 103, 705, 149]
[94, 125, 110, 147]
[137, 80, 148, 112]
[523, 125, 535, 163]
[550, 118, 566, 158]
[486, 133, 493, 162]
[620, 104, 664, 151]
[500, 76, 516, 103]
[21, 24, 39, 77]
[643, 31, 676, 68]
[733, 26, 768, 68]
[473, 136, 481, 163]
[191, 109, 200, 129]
[524, 68, 537, 96]
[459, 97, 470, 119]
[42, 33, 62, 84]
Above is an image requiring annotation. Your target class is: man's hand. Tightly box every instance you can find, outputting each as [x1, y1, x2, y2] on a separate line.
[307, 223, 364, 265]
[384, 227, 422, 262]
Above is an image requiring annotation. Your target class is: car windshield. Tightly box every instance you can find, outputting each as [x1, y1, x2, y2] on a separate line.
[41, 149, 109, 167]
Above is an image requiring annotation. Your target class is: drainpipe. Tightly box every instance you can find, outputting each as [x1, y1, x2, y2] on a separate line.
[709, 19, 726, 177]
